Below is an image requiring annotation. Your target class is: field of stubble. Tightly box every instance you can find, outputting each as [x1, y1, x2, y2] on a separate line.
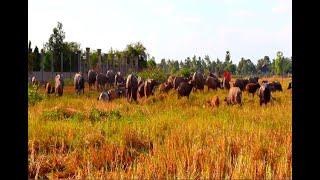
[28, 77, 292, 179]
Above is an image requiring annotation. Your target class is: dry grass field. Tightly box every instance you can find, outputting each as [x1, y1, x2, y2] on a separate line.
[28, 77, 292, 179]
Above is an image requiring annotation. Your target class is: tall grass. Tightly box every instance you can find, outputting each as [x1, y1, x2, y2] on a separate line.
[28, 77, 292, 179]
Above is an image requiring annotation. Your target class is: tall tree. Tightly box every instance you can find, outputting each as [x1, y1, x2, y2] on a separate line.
[44, 22, 66, 71]
[274, 51, 284, 75]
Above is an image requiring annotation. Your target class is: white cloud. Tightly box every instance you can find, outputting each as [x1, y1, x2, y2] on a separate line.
[231, 10, 254, 17]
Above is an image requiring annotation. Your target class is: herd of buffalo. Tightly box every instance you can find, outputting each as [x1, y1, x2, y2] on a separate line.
[30, 69, 292, 106]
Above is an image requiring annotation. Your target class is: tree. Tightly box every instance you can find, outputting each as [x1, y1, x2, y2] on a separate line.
[147, 56, 157, 69]
[33, 46, 41, 71]
[274, 51, 284, 75]
[44, 22, 66, 71]
[237, 58, 256, 75]
[256, 56, 271, 75]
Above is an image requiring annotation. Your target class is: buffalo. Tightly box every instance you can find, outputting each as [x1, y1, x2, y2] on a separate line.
[55, 74, 64, 96]
[245, 83, 261, 98]
[234, 79, 249, 91]
[224, 87, 242, 105]
[97, 91, 110, 101]
[137, 80, 145, 98]
[191, 71, 205, 91]
[88, 69, 97, 90]
[173, 76, 188, 90]
[206, 76, 222, 91]
[106, 70, 115, 88]
[45, 82, 55, 95]
[74, 73, 85, 95]
[96, 73, 108, 91]
[249, 76, 259, 84]
[288, 82, 292, 89]
[115, 71, 125, 86]
[269, 81, 283, 92]
[126, 74, 138, 102]
[167, 75, 175, 86]
[144, 79, 157, 98]
[159, 82, 173, 93]
[258, 83, 271, 106]
[177, 81, 194, 99]
[222, 77, 231, 90]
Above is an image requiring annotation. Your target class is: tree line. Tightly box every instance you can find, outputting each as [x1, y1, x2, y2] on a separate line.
[28, 22, 292, 77]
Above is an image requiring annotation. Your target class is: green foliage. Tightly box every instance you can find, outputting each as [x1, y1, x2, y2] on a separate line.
[147, 57, 157, 69]
[89, 108, 122, 121]
[28, 85, 43, 106]
[179, 67, 191, 78]
[274, 51, 284, 75]
[137, 68, 168, 83]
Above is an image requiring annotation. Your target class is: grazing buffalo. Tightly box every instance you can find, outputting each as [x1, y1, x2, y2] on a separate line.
[97, 91, 110, 101]
[96, 73, 108, 91]
[167, 75, 175, 86]
[177, 81, 194, 99]
[88, 69, 97, 90]
[258, 83, 271, 106]
[74, 73, 85, 95]
[249, 76, 259, 84]
[45, 82, 55, 95]
[191, 71, 205, 91]
[288, 82, 292, 89]
[106, 70, 115, 87]
[137, 80, 145, 98]
[234, 79, 249, 91]
[208, 72, 218, 79]
[126, 74, 138, 102]
[159, 82, 173, 93]
[206, 76, 221, 91]
[261, 80, 269, 84]
[31, 76, 39, 87]
[269, 81, 283, 92]
[245, 83, 261, 98]
[224, 87, 242, 105]
[207, 96, 220, 108]
[173, 76, 188, 90]
[144, 79, 157, 98]
[115, 72, 125, 86]
[55, 74, 64, 96]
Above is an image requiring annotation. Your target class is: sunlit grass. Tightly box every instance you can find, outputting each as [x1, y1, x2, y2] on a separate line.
[28, 77, 292, 179]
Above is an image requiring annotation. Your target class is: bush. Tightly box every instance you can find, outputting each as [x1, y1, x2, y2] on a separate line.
[179, 67, 191, 78]
[138, 68, 168, 83]
[28, 85, 43, 106]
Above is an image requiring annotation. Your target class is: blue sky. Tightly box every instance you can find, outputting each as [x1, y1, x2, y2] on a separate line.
[28, 0, 291, 64]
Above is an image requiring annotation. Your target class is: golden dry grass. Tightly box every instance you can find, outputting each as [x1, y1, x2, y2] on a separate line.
[28, 77, 292, 179]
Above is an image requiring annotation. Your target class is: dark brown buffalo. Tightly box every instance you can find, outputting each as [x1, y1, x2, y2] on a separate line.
[96, 73, 108, 91]
[177, 81, 194, 99]
[144, 79, 157, 98]
[88, 69, 97, 90]
[126, 74, 138, 102]
[206, 76, 221, 91]
[245, 83, 261, 97]
[249, 76, 259, 83]
[258, 83, 271, 106]
[234, 79, 249, 91]
[173, 76, 188, 89]
[74, 73, 85, 95]
[269, 81, 283, 92]
[224, 87, 242, 105]
[159, 82, 173, 93]
[45, 82, 55, 95]
[97, 91, 110, 101]
[191, 71, 205, 91]
[55, 74, 64, 96]
[137, 80, 145, 98]
[115, 72, 125, 86]
[167, 75, 175, 86]
[106, 70, 115, 87]
[287, 82, 292, 89]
